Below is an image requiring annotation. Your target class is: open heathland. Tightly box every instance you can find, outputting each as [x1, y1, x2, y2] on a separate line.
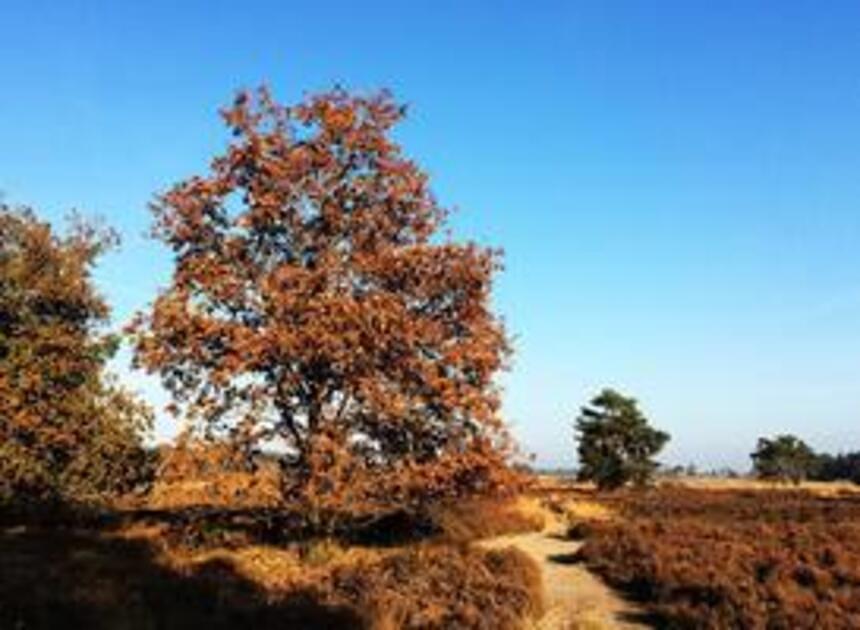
[576, 486, 860, 629]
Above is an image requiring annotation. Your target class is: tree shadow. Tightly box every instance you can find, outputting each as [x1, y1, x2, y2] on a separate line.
[0, 525, 362, 629]
[125, 506, 315, 549]
[617, 609, 665, 627]
[107, 505, 442, 550]
[546, 551, 582, 566]
[545, 532, 571, 542]
[345, 509, 440, 547]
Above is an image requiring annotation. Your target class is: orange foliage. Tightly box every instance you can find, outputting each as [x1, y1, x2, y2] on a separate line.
[0, 206, 151, 502]
[132, 87, 520, 526]
[148, 439, 282, 510]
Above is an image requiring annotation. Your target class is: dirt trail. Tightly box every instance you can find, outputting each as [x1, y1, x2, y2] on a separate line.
[480, 526, 649, 630]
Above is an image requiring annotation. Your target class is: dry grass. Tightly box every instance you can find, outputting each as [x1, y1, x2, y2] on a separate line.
[2, 459, 551, 630]
[334, 544, 544, 629]
[147, 470, 283, 510]
[0, 496, 546, 630]
[167, 535, 544, 628]
[431, 496, 546, 542]
[533, 473, 860, 497]
[0, 524, 360, 629]
[530, 480, 616, 536]
[561, 498, 615, 523]
[664, 476, 860, 497]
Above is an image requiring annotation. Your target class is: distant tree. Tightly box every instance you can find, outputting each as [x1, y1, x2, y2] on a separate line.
[721, 467, 741, 479]
[0, 205, 152, 504]
[131, 87, 517, 527]
[663, 464, 686, 478]
[750, 434, 817, 485]
[575, 389, 670, 490]
[811, 451, 860, 485]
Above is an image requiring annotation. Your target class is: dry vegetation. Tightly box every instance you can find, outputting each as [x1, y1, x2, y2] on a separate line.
[430, 496, 546, 543]
[667, 476, 860, 497]
[574, 486, 860, 628]
[1, 463, 548, 630]
[0, 494, 545, 630]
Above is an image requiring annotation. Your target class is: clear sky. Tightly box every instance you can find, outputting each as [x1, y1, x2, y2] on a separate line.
[3, 1, 860, 470]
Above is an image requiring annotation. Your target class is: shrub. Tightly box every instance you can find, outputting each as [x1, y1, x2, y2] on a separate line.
[332, 544, 544, 629]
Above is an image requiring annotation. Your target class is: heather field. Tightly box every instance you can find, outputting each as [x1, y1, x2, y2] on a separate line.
[5, 470, 860, 628]
[573, 485, 860, 629]
[0, 493, 545, 630]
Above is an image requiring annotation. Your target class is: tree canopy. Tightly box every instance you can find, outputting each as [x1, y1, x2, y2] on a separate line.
[0, 205, 151, 503]
[750, 434, 817, 485]
[575, 388, 670, 490]
[132, 87, 517, 524]
[813, 451, 860, 485]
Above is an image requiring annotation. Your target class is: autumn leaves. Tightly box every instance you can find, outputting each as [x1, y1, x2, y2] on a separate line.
[127, 87, 518, 525]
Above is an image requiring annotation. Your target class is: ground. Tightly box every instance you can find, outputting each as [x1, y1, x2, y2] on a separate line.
[481, 528, 647, 629]
[5, 477, 859, 629]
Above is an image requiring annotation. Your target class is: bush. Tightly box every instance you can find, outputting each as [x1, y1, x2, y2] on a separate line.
[332, 544, 544, 629]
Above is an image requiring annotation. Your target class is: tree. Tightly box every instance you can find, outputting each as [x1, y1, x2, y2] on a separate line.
[812, 451, 860, 484]
[750, 434, 817, 485]
[132, 87, 516, 526]
[575, 389, 670, 490]
[0, 205, 152, 503]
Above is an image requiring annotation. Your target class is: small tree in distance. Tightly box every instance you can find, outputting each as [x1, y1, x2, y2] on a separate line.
[750, 434, 817, 485]
[575, 388, 670, 490]
[132, 87, 517, 528]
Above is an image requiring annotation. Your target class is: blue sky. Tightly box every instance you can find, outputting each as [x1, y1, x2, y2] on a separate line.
[3, 1, 860, 469]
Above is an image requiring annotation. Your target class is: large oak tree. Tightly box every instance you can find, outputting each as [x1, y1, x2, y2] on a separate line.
[133, 88, 516, 522]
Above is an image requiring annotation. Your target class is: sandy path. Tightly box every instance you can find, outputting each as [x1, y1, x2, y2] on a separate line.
[480, 527, 649, 629]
